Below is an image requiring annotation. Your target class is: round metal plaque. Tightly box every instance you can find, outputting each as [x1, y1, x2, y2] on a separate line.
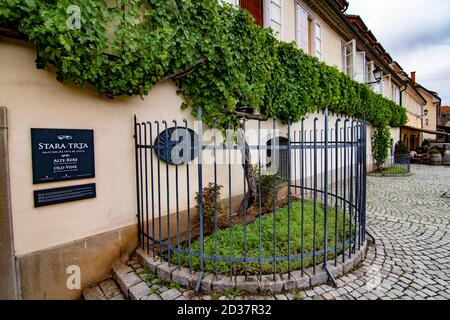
[154, 127, 199, 165]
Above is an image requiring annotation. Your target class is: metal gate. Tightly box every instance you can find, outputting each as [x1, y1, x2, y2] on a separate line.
[134, 107, 367, 288]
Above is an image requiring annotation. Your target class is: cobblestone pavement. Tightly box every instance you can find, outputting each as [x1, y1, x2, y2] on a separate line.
[84, 165, 450, 301]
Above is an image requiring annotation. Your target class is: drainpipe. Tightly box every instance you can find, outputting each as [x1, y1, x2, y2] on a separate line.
[399, 85, 407, 107]
[0, 107, 19, 300]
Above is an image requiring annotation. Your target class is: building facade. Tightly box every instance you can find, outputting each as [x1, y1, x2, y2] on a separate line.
[441, 106, 450, 127]
[224, 0, 406, 101]
[0, 0, 441, 299]
[225, 0, 446, 150]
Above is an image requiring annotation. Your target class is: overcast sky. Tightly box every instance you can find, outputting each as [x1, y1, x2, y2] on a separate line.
[347, 0, 450, 106]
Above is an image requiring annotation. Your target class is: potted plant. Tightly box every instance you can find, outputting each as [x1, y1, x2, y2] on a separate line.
[394, 141, 410, 165]
[421, 139, 431, 148]
[429, 149, 442, 165]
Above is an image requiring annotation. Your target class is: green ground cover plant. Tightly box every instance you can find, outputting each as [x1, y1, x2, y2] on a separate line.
[169, 199, 356, 275]
[383, 166, 409, 175]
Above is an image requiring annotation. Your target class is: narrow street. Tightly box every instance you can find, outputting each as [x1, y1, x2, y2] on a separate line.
[295, 164, 450, 300]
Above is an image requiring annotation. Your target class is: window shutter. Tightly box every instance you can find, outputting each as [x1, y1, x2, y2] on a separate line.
[296, 3, 308, 52]
[355, 51, 366, 83]
[383, 74, 392, 99]
[379, 69, 384, 95]
[345, 39, 356, 79]
[314, 22, 322, 60]
[269, 0, 282, 39]
[395, 85, 401, 104]
[240, 0, 264, 26]
[341, 41, 347, 72]
[367, 61, 374, 83]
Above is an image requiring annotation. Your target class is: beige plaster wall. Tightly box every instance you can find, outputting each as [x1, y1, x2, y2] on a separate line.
[0, 39, 193, 256]
[420, 90, 438, 141]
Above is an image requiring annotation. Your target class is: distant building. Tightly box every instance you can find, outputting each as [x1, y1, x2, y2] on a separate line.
[441, 106, 450, 127]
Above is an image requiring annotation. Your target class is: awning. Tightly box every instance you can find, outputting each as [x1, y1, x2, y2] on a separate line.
[402, 126, 449, 136]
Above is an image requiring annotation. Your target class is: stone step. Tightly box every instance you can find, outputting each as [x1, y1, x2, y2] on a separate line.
[133, 241, 368, 295]
[83, 239, 370, 300]
[82, 277, 125, 300]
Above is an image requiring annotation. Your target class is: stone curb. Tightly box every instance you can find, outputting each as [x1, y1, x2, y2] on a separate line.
[367, 173, 414, 177]
[133, 240, 369, 294]
[112, 264, 141, 298]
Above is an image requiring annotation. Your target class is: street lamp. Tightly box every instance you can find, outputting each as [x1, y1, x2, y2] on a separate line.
[366, 66, 383, 85]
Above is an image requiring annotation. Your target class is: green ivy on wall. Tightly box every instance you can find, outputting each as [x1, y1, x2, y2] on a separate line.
[0, 0, 407, 132]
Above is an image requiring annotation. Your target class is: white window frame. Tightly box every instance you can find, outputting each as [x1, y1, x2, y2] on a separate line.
[314, 21, 322, 60]
[295, 1, 321, 58]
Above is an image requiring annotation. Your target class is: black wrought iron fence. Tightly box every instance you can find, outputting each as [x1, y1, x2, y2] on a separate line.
[394, 153, 411, 173]
[134, 108, 367, 290]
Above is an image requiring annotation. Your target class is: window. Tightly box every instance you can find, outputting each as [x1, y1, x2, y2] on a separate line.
[383, 74, 392, 99]
[426, 119, 429, 127]
[343, 39, 356, 79]
[392, 84, 400, 105]
[224, 0, 282, 35]
[379, 75, 384, 95]
[296, 2, 322, 59]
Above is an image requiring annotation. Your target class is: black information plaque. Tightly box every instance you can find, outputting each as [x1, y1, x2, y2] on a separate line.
[31, 128, 95, 184]
[34, 183, 96, 208]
